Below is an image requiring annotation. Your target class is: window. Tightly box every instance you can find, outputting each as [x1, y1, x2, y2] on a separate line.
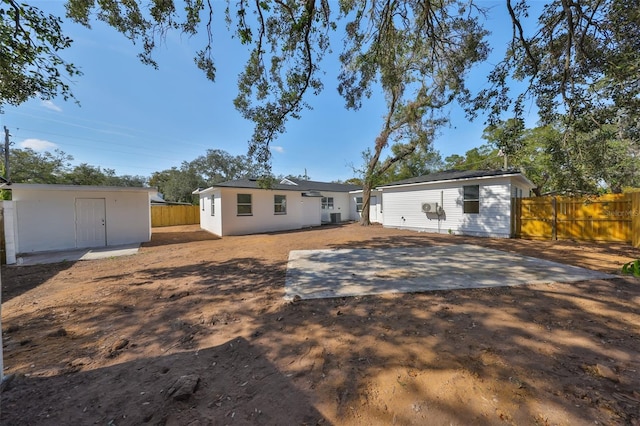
[463, 185, 480, 214]
[356, 196, 363, 212]
[274, 195, 287, 214]
[321, 197, 334, 210]
[237, 193, 252, 215]
[211, 197, 215, 216]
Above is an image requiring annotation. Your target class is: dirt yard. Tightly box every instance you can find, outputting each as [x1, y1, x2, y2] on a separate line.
[2, 223, 639, 425]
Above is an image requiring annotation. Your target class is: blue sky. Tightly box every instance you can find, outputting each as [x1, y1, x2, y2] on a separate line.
[1, 1, 540, 183]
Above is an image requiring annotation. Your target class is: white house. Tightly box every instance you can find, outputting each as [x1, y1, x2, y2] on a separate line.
[348, 189, 383, 224]
[377, 170, 535, 238]
[193, 178, 362, 236]
[1, 183, 156, 264]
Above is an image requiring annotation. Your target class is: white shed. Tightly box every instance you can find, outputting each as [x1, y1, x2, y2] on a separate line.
[378, 170, 535, 238]
[1, 183, 156, 264]
[193, 178, 361, 236]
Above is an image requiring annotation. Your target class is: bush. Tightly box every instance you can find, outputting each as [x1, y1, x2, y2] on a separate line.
[621, 260, 640, 277]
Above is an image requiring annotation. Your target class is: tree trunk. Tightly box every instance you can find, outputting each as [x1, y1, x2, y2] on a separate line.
[359, 180, 372, 226]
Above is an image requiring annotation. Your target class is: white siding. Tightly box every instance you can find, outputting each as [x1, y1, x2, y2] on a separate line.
[1, 201, 17, 264]
[217, 188, 320, 236]
[198, 189, 223, 236]
[301, 196, 322, 226]
[349, 190, 383, 223]
[320, 191, 351, 223]
[381, 177, 516, 238]
[9, 187, 152, 254]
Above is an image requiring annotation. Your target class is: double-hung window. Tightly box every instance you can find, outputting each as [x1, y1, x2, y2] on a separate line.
[463, 185, 480, 214]
[237, 194, 252, 215]
[211, 197, 215, 216]
[356, 197, 364, 212]
[321, 197, 334, 210]
[274, 195, 286, 214]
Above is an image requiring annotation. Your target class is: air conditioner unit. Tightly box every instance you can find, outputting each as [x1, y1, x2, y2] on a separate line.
[421, 202, 439, 213]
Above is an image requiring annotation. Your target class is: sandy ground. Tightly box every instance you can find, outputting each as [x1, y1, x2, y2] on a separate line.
[1, 223, 639, 425]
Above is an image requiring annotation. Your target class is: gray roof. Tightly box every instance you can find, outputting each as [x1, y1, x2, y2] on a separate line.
[378, 169, 531, 188]
[208, 178, 361, 193]
[0, 183, 157, 193]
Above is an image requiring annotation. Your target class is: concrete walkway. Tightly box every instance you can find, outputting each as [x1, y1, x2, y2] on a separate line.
[284, 244, 616, 300]
[14, 244, 140, 266]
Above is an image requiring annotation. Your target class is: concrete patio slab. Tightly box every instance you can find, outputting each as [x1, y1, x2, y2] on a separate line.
[15, 244, 140, 266]
[284, 244, 616, 300]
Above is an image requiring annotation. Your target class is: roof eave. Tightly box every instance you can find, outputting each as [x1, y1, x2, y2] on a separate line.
[377, 172, 530, 190]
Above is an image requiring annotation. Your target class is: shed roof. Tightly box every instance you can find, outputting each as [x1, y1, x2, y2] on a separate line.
[0, 183, 157, 193]
[377, 169, 535, 189]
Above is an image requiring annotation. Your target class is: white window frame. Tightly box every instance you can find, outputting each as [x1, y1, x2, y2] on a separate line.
[321, 197, 334, 210]
[463, 185, 480, 214]
[274, 194, 287, 215]
[237, 193, 252, 216]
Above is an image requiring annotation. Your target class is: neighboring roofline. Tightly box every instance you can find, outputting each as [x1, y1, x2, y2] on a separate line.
[192, 187, 216, 195]
[279, 177, 298, 186]
[349, 188, 382, 194]
[376, 170, 535, 190]
[195, 178, 361, 193]
[0, 183, 157, 193]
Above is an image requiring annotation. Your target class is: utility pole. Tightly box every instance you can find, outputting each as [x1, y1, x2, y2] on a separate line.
[3, 126, 10, 181]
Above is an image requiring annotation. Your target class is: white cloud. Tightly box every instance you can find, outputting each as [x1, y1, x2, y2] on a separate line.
[271, 145, 285, 153]
[20, 138, 58, 151]
[41, 100, 62, 112]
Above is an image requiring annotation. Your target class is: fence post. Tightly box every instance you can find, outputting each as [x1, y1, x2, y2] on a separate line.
[552, 197, 557, 240]
[633, 192, 640, 248]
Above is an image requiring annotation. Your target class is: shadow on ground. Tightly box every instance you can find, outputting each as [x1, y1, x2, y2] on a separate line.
[1, 337, 326, 425]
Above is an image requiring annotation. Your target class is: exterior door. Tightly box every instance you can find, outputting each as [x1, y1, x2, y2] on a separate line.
[75, 198, 106, 248]
[370, 196, 377, 221]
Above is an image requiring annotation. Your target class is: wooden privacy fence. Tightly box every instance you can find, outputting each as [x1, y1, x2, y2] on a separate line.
[151, 204, 200, 227]
[514, 193, 640, 247]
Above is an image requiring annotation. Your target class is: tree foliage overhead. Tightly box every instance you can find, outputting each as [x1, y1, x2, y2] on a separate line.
[5, 0, 639, 206]
[66, 0, 333, 175]
[0, 0, 81, 112]
[338, 0, 489, 223]
[475, 0, 640, 126]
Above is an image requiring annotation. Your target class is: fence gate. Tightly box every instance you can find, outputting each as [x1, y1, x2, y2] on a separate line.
[151, 204, 200, 227]
[515, 193, 639, 247]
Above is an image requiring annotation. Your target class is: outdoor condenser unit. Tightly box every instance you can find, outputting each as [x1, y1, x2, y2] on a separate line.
[421, 202, 443, 214]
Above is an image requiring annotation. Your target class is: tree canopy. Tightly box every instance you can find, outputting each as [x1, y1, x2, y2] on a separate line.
[0, 0, 81, 112]
[6, 147, 147, 187]
[149, 149, 258, 203]
[4, 0, 639, 215]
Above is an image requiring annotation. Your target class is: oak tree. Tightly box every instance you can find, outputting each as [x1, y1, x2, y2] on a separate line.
[1, 0, 81, 111]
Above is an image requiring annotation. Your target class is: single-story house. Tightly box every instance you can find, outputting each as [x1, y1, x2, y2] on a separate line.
[349, 188, 384, 224]
[376, 169, 535, 238]
[1, 183, 157, 264]
[193, 178, 362, 236]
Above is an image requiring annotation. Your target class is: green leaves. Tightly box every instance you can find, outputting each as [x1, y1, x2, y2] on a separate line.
[231, 0, 332, 175]
[621, 260, 640, 278]
[8, 147, 147, 187]
[1, 0, 81, 111]
[337, 0, 489, 225]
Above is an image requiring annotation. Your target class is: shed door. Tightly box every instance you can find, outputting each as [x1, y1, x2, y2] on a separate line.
[75, 198, 106, 248]
[370, 196, 377, 221]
